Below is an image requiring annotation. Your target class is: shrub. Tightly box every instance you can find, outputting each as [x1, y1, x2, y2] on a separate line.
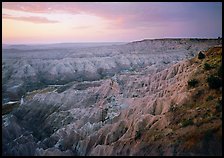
[169, 104, 177, 112]
[204, 63, 213, 70]
[207, 75, 222, 89]
[125, 127, 128, 132]
[188, 79, 199, 88]
[198, 52, 205, 59]
[101, 108, 108, 122]
[195, 89, 204, 98]
[215, 99, 222, 112]
[217, 64, 222, 78]
[204, 129, 214, 141]
[206, 95, 214, 101]
[135, 130, 141, 140]
[97, 68, 104, 78]
[181, 119, 194, 127]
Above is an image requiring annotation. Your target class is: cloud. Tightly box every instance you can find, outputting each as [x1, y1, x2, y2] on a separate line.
[2, 2, 221, 27]
[2, 2, 81, 14]
[2, 2, 222, 40]
[2, 2, 216, 29]
[2, 13, 59, 24]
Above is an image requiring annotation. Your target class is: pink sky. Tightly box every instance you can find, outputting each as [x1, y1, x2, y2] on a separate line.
[2, 2, 222, 44]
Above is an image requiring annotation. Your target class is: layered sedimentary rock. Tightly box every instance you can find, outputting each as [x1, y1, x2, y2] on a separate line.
[2, 39, 220, 102]
[2, 39, 222, 156]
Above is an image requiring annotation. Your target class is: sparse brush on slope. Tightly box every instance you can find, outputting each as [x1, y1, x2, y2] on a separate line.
[188, 79, 199, 88]
[207, 75, 222, 89]
[198, 51, 206, 59]
[204, 63, 214, 70]
[165, 46, 222, 156]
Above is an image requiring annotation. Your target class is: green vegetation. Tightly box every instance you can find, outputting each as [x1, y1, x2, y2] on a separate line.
[124, 127, 128, 132]
[217, 64, 222, 78]
[188, 79, 199, 88]
[135, 130, 142, 140]
[181, 119, 194, 127]
[215, 99, 222, 112]
[169, 104, 175, 112]
[204, 63, 214, 70]
[207, 75, 222, 89]
[198, 52, 205, 59]
[164, 46, 222, 154]
[206, 95, 214, 101]
[203, 129, 214, 141]
[101, 108, 108, 122]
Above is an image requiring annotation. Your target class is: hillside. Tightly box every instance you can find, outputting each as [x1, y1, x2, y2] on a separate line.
[2, 39, 222, 156]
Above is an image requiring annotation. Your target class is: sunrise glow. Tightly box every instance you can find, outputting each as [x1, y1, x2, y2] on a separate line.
[2, 2, 222, 44]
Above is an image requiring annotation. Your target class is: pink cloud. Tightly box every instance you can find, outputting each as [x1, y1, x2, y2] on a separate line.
[1, 3, 187, 29]
[2, 2, 222, 41]
[2, 13, 58, 24]
[2, 2, 81, 14]
[3, 2, 54, 13]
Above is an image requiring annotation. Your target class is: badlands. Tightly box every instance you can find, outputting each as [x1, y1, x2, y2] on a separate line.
[2, 38, 222, 156]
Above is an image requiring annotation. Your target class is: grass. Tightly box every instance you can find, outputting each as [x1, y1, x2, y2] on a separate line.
[131, 46, 222, 155]
[165, 46, 222, 152]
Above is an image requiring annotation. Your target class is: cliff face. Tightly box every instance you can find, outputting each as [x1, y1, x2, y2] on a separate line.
[2, 39, 222, 156]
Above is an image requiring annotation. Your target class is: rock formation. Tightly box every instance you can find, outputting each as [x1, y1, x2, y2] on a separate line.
[2, 39, 222, 156]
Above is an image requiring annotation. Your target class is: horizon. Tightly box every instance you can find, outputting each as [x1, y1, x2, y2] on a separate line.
[2, 37, 222, 46]
[2, 41, 127, 45]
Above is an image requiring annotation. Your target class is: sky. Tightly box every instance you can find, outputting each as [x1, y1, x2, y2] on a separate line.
[2, 2, 222, 44]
